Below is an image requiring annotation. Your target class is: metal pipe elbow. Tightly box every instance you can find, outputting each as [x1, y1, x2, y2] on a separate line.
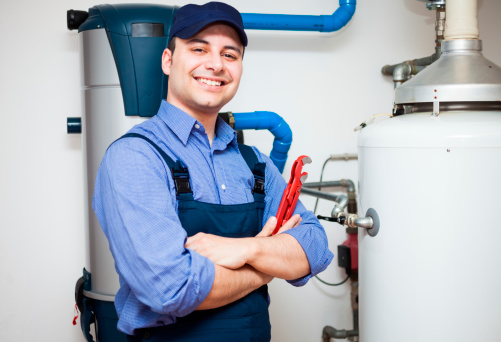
[393, 62, 412, 83]
[343, 179, 356, 193]
[344, 179, 357, 214]
[233, 111, 292, 173]
[322, 325, 359, 341]
[337, 194, 349, 209]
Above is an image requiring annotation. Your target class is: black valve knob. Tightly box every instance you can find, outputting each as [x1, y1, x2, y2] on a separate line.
[317, 215, 346, 225]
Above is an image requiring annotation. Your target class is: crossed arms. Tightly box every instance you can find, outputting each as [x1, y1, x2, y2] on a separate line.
[186, 214, 311, 310]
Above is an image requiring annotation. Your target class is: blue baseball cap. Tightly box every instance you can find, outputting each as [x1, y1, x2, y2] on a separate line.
[169, 2, 248, 47]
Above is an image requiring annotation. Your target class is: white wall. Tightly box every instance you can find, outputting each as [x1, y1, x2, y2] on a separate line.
[0, 0, 500, 341]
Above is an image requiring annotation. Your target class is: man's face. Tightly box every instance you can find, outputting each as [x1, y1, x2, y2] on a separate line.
[162, 24, 244, 117]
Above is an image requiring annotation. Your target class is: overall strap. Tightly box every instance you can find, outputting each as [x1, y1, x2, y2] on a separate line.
[119, 133, 194, 200]
[238, 143, 266, 202]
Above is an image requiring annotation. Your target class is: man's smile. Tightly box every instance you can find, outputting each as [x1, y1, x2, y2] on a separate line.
[195, 77, 226, 87]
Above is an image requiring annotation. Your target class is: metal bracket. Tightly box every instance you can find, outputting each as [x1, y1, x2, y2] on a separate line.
[432, 100, 440, 116]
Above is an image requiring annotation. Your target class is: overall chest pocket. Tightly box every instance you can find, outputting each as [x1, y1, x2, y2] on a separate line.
[178, 200, 265, 238]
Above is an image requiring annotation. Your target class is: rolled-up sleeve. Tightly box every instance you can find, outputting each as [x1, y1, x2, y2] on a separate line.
[92, 138, 214, 317]
[253, 148, 334, 286]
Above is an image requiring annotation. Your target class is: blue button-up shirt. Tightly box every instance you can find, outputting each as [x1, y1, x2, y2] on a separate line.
[93, 101, 333, 335]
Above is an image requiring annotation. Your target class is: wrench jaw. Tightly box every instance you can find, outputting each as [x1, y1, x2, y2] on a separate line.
[301, 156, 312, 165]
[290, 155, 311, 175]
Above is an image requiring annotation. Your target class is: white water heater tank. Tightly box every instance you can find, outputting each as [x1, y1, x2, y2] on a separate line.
[358, 38, 501, 341]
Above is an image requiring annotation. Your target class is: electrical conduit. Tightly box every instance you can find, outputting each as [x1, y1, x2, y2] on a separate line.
[233, 111, 292, 173]
[241, 0, 356, 32]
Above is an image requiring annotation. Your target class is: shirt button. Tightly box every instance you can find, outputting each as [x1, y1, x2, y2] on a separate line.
[195, 124, 200, 129]
[221, 184, 226, 190]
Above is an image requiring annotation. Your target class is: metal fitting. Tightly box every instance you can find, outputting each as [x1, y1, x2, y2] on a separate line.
[328, 153, 358, 162]
[353, 216, 374, 229]
[345, 214, 358, 228]
[435, 7, 446, 41]
[417, 0, 445, 11]
[393, 62, 412, 82]
[331, 203, 345, 218]
[337, 213, 375, 229]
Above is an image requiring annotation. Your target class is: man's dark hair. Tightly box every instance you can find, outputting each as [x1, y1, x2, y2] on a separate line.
[167, 36, 177, 54]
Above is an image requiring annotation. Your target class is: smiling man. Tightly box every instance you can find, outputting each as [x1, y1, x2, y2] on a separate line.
[162, 22, 243, 143]
[92, 2, 333, 342]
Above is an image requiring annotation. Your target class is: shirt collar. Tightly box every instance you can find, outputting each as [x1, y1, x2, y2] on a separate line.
[156, 101, 197, 145]
[213, 116, 238, 151]
[156, 100, 237, 148]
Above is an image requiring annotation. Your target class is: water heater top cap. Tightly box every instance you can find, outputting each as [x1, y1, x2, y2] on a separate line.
[394, 39, 501, 105]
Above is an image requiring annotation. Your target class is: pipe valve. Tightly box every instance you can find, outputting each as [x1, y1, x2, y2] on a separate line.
[317, 208, 380, 237]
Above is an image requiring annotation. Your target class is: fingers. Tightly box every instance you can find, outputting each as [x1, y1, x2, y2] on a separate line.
[185, 232, 205, 247]
[276, 214, 302, 234]
[257, 214, 303, 237]
[293, 215, 302, 228]
[256, 216, 277, 237]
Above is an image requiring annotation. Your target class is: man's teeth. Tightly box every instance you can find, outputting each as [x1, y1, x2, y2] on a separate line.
[198, 78, 222, 86]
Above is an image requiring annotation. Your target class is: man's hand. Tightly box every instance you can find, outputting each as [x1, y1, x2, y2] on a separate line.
[185, 214, 303, 269]
[257, 214, 302, 237]
[185, 233, 250, 269]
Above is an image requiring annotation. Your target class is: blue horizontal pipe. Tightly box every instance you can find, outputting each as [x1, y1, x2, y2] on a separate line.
[233, 111, 293, 174]
[241, 0, 356, 32]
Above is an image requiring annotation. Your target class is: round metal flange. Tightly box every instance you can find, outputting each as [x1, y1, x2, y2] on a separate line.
[442, 39, 481, 52]
[366, 208, 380, 237]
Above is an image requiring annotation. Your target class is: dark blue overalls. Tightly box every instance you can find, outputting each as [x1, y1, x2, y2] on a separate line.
[122, 133, 271, 342]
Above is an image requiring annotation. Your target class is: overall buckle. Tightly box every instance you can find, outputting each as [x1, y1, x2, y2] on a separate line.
[252, 177, 265, 195]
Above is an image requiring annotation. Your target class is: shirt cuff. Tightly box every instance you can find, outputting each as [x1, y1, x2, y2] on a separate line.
[176, 250, 216, 316]
[282, 224, 334, 287]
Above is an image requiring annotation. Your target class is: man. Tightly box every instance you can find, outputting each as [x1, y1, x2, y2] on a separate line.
[93, 2, 333, 341]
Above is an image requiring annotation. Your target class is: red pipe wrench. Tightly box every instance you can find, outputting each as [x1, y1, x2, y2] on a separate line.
[273, 155, 312, 235]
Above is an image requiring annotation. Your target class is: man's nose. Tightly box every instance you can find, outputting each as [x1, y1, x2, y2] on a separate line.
[205, 53, 224, 73]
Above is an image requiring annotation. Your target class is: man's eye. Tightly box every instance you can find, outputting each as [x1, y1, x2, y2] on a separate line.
[223, 53, 237, 60]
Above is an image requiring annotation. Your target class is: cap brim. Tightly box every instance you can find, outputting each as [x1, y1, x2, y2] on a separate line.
[174, 18, 248, 47]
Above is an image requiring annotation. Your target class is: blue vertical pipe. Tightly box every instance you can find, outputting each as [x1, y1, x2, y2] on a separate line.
[241, 0, 356, 32]
[233, 112, 292, 173]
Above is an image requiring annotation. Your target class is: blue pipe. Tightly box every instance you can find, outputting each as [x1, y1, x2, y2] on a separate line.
[233, 111, 292, 174]
[241, 0, 356, 32]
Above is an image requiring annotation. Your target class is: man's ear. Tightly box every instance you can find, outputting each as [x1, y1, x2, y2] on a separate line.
[161, 48, 173, 76]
